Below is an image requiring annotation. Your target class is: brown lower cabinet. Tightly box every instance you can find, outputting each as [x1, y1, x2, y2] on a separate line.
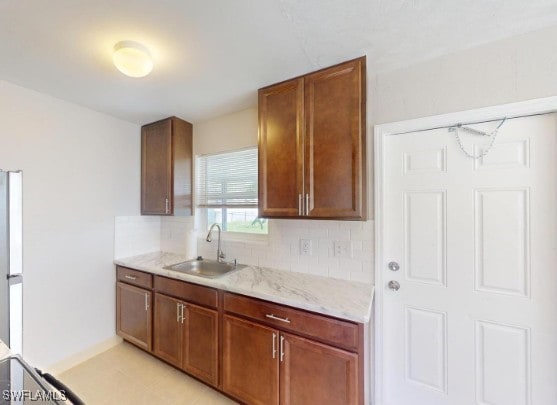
[116, 267, 365, 404]
[116, 282, 152, 352]
[223, 315, 359, 405]
[153, 292, 219, 386]
[223, 316, 280, 405]
[280, 332, 358, 405]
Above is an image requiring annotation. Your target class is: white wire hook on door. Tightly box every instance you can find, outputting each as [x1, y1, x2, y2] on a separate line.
[448, 118, 507, 159]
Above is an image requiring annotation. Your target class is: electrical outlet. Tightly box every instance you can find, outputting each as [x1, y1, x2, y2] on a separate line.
[300, 239, 312, 256]
[334, 240, 352, 258]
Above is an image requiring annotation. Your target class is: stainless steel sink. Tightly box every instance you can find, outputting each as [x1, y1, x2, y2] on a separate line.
[164, 258, 246, 279]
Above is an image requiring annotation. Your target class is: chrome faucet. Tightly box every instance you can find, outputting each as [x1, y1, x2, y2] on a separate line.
[206, 223, 225, 262]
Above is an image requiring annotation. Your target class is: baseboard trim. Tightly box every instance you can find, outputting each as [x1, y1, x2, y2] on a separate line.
[46, 335, 123, 376]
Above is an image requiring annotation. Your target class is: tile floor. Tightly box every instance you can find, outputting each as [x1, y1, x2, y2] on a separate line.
[58, 342, 238, 405]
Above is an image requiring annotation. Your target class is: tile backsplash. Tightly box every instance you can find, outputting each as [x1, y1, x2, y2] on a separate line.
[160, 216, 196, 255]
[115, 216, 374, 284]
[114, 216, 196, 259]
[198, 219, 374, 283]
[114, 216, 160, 259]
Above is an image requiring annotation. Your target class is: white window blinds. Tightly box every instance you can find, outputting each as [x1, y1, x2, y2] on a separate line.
[196, 147, 258, 208]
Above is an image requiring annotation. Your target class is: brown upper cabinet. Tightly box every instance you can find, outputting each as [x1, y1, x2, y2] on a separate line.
[258, 56, 366, 220]
[141, 116, 193, 216]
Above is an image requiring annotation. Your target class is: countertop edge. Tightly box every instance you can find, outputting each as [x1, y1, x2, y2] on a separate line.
[114, 253, 373, 323]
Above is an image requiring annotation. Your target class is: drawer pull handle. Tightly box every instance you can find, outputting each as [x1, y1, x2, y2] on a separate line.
[265, 313, 291, 324]
[124, 275, 137, 280]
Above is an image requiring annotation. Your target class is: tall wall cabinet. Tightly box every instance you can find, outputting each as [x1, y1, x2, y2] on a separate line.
[141, 116, 193, 216]
[258, 57, 366, 220]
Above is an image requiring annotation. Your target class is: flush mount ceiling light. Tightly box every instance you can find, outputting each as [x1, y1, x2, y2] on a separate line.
[113, 40, 153, 78]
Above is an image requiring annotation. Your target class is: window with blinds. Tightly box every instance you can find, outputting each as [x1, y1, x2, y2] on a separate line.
[196, 147, 267, 234]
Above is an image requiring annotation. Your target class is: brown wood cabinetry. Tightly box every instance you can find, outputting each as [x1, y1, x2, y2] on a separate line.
[223, 292, 364, 404]
[116, 281, 152, 351]
[182, 303, 219, 385]
[116, 268, 366, 404]
[223, 315, 279, 405]
[153, 293, 183, 367]
[258, 57, 366, 220]
[141, 116, 192, 216]
[152, 287, 219, 386]
[280, 332, 358, 405]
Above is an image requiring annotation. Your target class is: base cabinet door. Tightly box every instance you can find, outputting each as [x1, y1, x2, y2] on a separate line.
[223, 315, 279, 405]
[280, 332, 359, 405]
[153, 293, 182, 367]
[182, 303, 219, 386]
[116, 282, 152, 351]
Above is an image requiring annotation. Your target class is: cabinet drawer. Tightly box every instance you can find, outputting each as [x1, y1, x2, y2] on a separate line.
[117, 266, 153, 289]
[224, 293, 360, 351]
[154, 276, 218, 309]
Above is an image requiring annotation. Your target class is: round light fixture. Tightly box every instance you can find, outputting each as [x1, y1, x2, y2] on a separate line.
[113, 40, 153, 78]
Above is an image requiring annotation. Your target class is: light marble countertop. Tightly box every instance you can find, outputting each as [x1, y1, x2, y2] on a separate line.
[115, 251, 374, 323]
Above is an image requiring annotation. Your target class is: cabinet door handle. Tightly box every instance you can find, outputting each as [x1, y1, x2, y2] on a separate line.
[272, 333, 277, 359]
[165, 198, 169, 214]
[124, 275, 137, 281]
[265, 313, 291, 324]
[180, 304, 185, 324]
[280, 335, 285, 362]
[144, 293, 149, 311]
[305, 193, 309, 216]
[176, 302, 181, 323]
[298, 194, 302, 216]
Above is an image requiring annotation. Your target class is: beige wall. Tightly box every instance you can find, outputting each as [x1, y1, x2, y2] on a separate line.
[193, 108, 257, 156]
[370, 25, 557, 125]
[0, 80, 140, 368]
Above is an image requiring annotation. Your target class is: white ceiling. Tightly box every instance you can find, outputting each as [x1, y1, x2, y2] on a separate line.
[2, 0, 557, 124]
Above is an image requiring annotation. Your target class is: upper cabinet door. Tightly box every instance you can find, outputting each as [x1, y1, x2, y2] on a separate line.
[141, 119, 173, 215]
[141, 117, 193, 216]
[257, 57, 367, 220]
[304, 57, 366, 219]
[258, 78, 304, 218]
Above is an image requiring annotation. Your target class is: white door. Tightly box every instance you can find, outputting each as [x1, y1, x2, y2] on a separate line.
[381, 113, 557, 404]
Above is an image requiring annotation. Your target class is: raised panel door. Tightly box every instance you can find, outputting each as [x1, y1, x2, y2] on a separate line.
[182, 303, 218, 386]
[280, 332, 359, 405]
[171, 118, 193, 216]
[382, 114, 557, 404]
[304, 57, 366, 219]
[153, 293, 182, 367]
[141, 119, 172, 215]
[258, 78, 304, 218]
[223, 315, 279, 405]
[116, 282, 152, 351]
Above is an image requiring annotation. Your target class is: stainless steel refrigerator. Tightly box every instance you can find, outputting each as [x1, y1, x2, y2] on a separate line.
[0, 170, 22, 354]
